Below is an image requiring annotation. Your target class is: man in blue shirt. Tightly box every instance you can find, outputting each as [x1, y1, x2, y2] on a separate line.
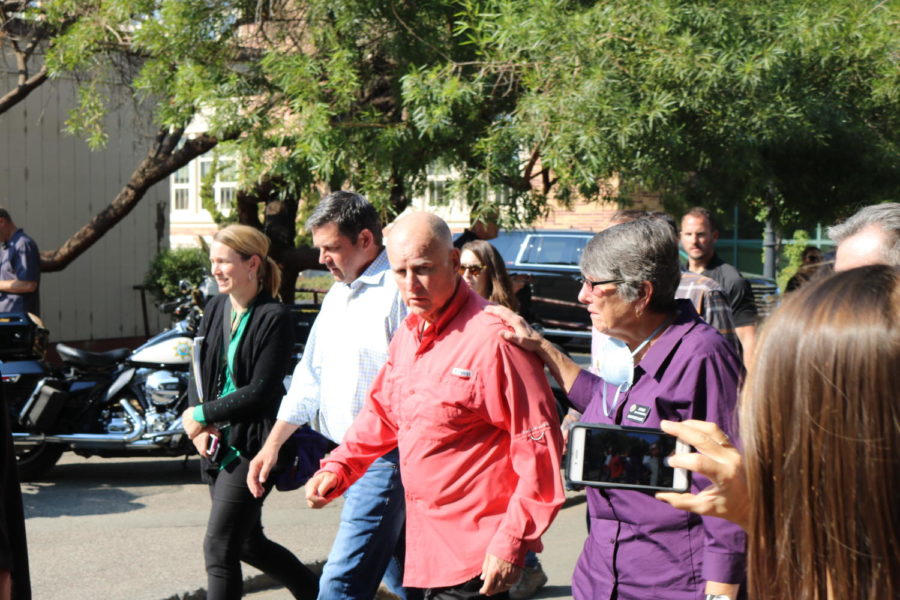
[0, 207, 40, 316]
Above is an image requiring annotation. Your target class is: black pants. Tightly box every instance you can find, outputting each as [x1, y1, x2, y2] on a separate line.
[424, 576, 510, 600]
[204, 456, 318, 600]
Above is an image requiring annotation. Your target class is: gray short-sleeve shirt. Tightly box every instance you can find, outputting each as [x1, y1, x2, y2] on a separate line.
[0, 229, 40, 315]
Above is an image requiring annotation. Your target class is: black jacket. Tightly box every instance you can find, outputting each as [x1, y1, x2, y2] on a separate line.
[188, 293, 295, 473]
[0, 382, 30, 599]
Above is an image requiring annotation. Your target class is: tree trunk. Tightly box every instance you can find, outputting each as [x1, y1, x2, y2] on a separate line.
[235, 185, 263, 228]
[39, 128, 228, 272]
[233, 175, 324, 303]
[264, 199, 300, 302]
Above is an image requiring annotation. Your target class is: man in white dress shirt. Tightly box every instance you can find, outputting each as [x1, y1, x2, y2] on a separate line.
[247, 191, 412, 600]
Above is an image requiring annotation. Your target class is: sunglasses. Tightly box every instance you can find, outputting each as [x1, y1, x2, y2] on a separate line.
[580, 276, 624, 290]
[459, 264, 485, 276]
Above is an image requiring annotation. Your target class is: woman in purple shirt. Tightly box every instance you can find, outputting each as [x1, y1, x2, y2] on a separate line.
[490, 218, 745, 600]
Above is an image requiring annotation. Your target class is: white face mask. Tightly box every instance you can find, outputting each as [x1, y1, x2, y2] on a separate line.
[591, 318, 672, 418]
[597, 335, 634, 388]
[595, 335, 634, 418]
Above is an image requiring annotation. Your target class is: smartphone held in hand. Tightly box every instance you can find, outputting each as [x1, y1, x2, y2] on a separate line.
[566, 422, 690, 492]
[206, 434, 221, 462]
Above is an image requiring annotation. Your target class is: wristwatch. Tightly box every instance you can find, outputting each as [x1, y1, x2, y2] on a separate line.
[704, 595, 733, 600]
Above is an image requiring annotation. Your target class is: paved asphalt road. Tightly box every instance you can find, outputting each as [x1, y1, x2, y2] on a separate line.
[21, 454, 587, 600]
[21, 354, 592, 599]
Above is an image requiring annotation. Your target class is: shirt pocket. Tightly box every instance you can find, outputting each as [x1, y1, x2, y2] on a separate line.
[402, 372, 479, 440]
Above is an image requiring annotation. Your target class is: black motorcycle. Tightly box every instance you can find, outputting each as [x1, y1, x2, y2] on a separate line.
[5, 282, 206, 479]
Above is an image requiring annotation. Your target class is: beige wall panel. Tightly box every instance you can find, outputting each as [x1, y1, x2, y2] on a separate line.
[0, 67, 168, 342]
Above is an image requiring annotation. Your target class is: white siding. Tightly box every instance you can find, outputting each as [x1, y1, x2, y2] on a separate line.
[0, 66, 167, 342]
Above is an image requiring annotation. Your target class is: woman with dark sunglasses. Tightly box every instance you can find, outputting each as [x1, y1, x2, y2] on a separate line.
[459, 240, 519, 312]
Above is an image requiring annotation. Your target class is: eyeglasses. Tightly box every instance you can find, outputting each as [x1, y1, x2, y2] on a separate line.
[459, 264, 485, 276]
[580, 276, 623, 291]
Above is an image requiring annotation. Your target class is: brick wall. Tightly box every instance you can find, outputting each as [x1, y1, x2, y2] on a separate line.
[529, 190, 664, 232]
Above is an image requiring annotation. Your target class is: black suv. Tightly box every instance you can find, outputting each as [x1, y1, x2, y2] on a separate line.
[489, 230, 596, 342]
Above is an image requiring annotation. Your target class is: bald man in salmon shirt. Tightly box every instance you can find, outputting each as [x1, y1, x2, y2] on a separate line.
[306, 212, 565, 600]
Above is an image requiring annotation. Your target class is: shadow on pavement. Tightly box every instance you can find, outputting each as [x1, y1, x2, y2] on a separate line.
[534, 585, 572, 598]
[20, 456, 205, 518]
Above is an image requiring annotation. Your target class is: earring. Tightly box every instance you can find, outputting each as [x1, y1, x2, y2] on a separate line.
[249, 272, 255, 281]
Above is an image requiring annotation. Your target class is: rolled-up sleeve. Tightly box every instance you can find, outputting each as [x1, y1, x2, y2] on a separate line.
[691, 351, 747, 583]
[567, 369, 603, 414]
[482, 341, 566, 565]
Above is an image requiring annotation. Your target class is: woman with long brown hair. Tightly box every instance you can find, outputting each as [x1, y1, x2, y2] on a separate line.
[658, 264, 900, 599]
[459, 239, 519, 312]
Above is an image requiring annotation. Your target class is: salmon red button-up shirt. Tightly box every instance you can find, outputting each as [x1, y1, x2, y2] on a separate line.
[318, 282, 565, 588]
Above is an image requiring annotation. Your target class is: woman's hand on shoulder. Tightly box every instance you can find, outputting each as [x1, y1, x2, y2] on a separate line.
[655, 419, 750, 531]
[484, 304, 546, 353]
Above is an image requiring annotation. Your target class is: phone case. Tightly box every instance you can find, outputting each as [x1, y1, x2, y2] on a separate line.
[565, 422, 691, 493]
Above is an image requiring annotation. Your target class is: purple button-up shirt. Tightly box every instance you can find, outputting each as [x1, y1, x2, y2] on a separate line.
[569, 300, 746, 600]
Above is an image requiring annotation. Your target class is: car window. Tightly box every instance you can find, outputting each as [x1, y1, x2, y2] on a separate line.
[519, 235, 590, 266]
[490, 232, 530, 265]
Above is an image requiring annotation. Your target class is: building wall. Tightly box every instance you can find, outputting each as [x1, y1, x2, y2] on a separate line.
[530, 190, 663, 232]
[168, 118, 237, 249]
[410, 169, 664, 233]
[0, 67, 168, 342]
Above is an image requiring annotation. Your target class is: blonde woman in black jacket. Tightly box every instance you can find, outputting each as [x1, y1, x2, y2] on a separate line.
[182, 225, 317, 600]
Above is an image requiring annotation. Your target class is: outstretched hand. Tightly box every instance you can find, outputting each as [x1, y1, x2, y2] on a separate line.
[655, 419, 750, 531]
[484, 304, 545, 353]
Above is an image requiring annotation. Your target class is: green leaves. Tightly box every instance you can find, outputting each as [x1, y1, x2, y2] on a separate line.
[64, 81, 109, 149]
[24, 0, 900, 230]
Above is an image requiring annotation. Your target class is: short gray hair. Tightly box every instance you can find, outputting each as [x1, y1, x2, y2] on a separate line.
[580, 219, 680, 312]
[827, 203, 900, 267]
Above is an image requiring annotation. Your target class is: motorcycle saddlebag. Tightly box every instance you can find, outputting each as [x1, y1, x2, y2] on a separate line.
[20, 378, 68, 432]
[0, 312, 37, 359]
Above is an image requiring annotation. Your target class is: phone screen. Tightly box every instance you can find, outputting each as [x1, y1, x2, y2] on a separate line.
[567, 423, 689, 492]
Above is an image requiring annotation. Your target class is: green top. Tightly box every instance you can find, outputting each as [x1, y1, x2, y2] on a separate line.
[194, 304, 254, 469]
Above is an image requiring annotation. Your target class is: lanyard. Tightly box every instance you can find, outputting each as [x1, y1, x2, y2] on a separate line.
[601, 317, 672, 418]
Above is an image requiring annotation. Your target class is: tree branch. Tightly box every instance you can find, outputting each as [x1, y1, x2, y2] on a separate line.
[0, 63, 47, 113]
[39, 129, 238, 272]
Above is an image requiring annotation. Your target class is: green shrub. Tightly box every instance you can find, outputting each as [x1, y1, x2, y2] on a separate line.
[144, 247, 210, 304]
[776, 230, 811, 291]
[295, 273, 334, 302]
